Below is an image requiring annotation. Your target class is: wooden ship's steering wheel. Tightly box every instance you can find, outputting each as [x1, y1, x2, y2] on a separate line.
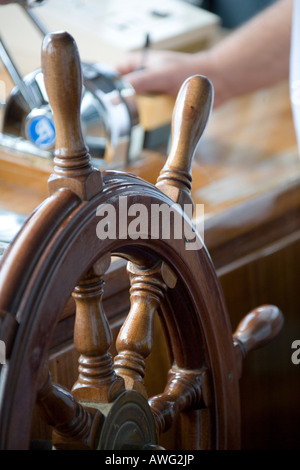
[0, 32, 283, 450]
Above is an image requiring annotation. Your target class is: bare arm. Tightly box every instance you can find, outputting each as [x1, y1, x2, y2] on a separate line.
[210, 0, 292, 105]
[117, 0, 293, 107]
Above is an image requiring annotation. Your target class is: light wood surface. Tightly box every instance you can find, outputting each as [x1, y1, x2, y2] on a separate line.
[0, 78, 298, 218]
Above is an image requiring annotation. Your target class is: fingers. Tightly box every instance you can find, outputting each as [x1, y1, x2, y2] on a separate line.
[121, 68, 181, 96]
[116, 50, 195, 96]
[116, 52, 142, 75]
[117, 50, 188, 73]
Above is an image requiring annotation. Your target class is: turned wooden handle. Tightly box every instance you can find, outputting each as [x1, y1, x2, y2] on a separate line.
[156, 75, 213, 207]
[42, 31, 103, 199]
[167, 74, 213, 174]
[42, 31, 87, 161]
[233, 305, 284, 357]
[233, 305, 284, 378]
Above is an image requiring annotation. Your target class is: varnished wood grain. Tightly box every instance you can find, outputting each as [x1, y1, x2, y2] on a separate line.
[42, 31, 103, 200]
[156, 75, 213, 209]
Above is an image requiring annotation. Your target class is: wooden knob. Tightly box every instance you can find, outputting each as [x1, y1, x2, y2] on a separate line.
[156, 75, 213, 209]
[42, 31, 102, 199]
[42, 31, 86, 161]
[233, 305, 284, 377]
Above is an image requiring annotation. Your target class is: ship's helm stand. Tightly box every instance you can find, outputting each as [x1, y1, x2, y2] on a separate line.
[0, 31, 283, 450]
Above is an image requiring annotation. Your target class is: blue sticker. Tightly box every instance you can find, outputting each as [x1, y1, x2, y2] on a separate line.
[27, 115, 56, 149]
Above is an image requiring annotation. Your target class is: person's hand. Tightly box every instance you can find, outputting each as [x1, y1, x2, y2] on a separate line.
[116, 49, 214, 98]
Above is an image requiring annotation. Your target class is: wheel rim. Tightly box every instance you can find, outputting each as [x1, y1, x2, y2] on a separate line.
[0, 172, 240, 450]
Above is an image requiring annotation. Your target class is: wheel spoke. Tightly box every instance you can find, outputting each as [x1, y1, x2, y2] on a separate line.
[114, 261, 177, 397]
[36, 364, 103, 450]
[148, 366, 209, 436]
[72, 255, 124, 403]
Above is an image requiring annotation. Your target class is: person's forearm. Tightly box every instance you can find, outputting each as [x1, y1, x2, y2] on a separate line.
[116, 0, 293, 105]
[205, 0, 293, 106]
